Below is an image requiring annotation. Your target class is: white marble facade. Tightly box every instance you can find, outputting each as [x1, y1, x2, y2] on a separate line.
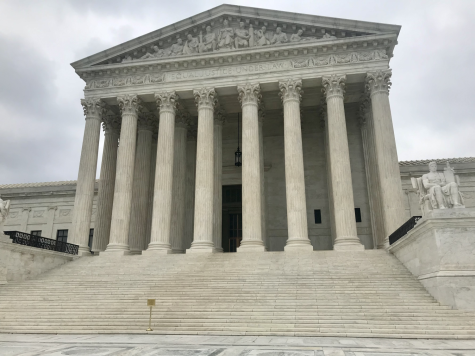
[4, 5, 474, 254]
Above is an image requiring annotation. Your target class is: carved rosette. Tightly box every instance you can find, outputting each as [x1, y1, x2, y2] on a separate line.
[138, 112, 157, 132]
[279, 79, 303, 103]
[214, 105, 226, 126]
[322, 74, 346, 101]
[81, 98, 107, 119]
[193, 88, 218, 110]
[102, 114, 121, 135]
[237, 83, 262, 107]
[258, 102, 266, 124]
[155, 91, 179, 114]
[366, 69, 392, 97]
[117, 94, 142, 116]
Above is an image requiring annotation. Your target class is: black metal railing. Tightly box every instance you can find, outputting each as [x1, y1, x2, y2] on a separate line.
[5, 231, 79, 255]
[388, 216, 422, 245]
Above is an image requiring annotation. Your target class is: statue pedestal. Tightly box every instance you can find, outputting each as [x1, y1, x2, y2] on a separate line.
[389, 208, 475, 310]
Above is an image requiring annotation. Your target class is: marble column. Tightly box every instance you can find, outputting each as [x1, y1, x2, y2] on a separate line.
[70, 98, 105, 254]
[358, 97, 385, 249]
[366, 70, 406, 246]
[183, 124, 197, 251]
[92, 114, 120, 253]
[237, 83, 265, 252]
[145, 132, 158, 248]
[258, 104, 268, 250]
[322, 74, 364, 251]
[188, 88, 217, 253]
[213, 107, 225, 253]
[105, 94, 142, 254]
[170, 108, 189, 253]
[146, 91, 178, 254]
[279, 79, 312, 251]
[128, 112, 156, 254]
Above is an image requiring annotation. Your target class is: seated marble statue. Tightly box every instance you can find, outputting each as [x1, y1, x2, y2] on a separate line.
[234, 22, 250, 49]
[141, 46, 165, 59]
[121, 55, 133, 63]
[254, 26, 270, 46]
[421, 161, 464, 209]
[169, 38, 184, 56]
[200, 26, 217, 53]
[217, 19, 234, 50]
[290, 29, 316, 42]
[270, 27, 288, 45]
[322, 32, 337, 39]
[183, 34, 199, 55]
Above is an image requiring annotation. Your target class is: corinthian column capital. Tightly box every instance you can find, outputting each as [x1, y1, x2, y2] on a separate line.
[102, 114, 121, 134]
[81, 98, 107, 119]
[117, 94, 143, 116]
[237, 83, 261, 106]
[279, 79, 303, 103]
[366, 69, 392, 96]
[193, 88, 217, 109]
[322, 74, 346, 101]
[155, 91, 179, 114]
[175, 105, 191, 128]
[138, 112, 157, 132]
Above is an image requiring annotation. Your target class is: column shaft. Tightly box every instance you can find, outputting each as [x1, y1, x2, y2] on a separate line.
[188, 88, 217, 253]
[105, 95, 141, 254]
[147, 92, 178, 254]
[323, 75, 364, 251]
[70, 98, 104, 254]
[237, 83, 264, 252]
[366, 70, 406, 246]
[258, 109, 268, 250]
[279, 79, 312, 251]
[183, 133, 197, 250]
[145, 135, 158, 247]
[170, 118, 188, 253]
[129, 114, 155, 253]
[92, 116, 120, 253]
[213, 114, 224, 252]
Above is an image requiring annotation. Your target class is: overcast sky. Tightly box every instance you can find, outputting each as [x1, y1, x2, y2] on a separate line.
[0, 0, 474, 185]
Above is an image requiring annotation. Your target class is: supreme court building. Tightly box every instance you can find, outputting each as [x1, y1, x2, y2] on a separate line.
[6, 5, 422, 255]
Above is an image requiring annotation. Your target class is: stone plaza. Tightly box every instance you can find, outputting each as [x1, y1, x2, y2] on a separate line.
[1, 4, 475, 350]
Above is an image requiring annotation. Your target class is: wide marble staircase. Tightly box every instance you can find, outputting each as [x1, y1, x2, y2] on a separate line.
[1, 250, 475, 338]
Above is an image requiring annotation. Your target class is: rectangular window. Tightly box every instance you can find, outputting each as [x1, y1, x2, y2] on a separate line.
[31, 230, 42, 236]
[56, 229, 68, 243]
[355, 208, 362, 223]
[314, 210, 322, 224]
[88, 229, 94, 249]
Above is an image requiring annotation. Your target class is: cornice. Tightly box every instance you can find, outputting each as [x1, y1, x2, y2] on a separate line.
[71, 5, 400, 70]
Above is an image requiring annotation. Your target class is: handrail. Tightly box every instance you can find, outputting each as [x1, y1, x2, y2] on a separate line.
[5, 231, 79, 255]
[388, 216, 422, 245]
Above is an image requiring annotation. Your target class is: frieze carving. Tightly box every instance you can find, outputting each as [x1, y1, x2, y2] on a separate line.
[155, 91, 179, 114]
[322, 74, 346, 100]
[117, 94, 143, 116]
[59, 209, 71, 217]
[33, 210, 45, 218]
[290, 50, 388, 69]
[279, 79, 303, 103]
[237, 83, 261, 106]
[366, 69, 392, 96]
[193, 88, 218, 109]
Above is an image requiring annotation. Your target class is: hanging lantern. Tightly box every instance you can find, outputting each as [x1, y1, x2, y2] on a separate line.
[235, 113, 242, 167]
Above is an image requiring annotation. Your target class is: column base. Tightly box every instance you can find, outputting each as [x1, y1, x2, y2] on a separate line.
[284, 239, 313, 252]
[237, 240, 265, 252]
[333, 236, 365, 251]
[102, 243, 131, 256]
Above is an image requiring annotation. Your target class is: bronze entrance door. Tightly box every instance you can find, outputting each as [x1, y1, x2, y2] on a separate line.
[222, 185, 242, 252]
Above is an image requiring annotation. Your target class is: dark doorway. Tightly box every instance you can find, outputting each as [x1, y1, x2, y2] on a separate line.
[222, 185, 242, 252]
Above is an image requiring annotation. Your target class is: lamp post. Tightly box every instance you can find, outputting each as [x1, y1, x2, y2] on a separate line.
[235, 113, 242, 167]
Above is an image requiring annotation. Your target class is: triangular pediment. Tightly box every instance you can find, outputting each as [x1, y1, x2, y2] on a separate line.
[71, 4, 400, 70]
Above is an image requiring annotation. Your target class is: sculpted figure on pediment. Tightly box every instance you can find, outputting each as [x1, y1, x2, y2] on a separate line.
[184, 34, 200, 55]
[234, 21, 250, 49]
[254, 26, 270, 46]
[217, 19, 235, 50]
[141, 45, 165, 59]
[122, 55, 133, 63]
[322, 33, 337, 39]
[169, 38, 184, 56]
[199, 26, 217, 53]
[270, 27, 288, 45]
[290, 29, 316, 43]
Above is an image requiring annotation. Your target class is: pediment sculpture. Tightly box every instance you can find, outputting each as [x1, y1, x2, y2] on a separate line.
[412, 161, 465, 216]
[129, 22, 338, 63]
